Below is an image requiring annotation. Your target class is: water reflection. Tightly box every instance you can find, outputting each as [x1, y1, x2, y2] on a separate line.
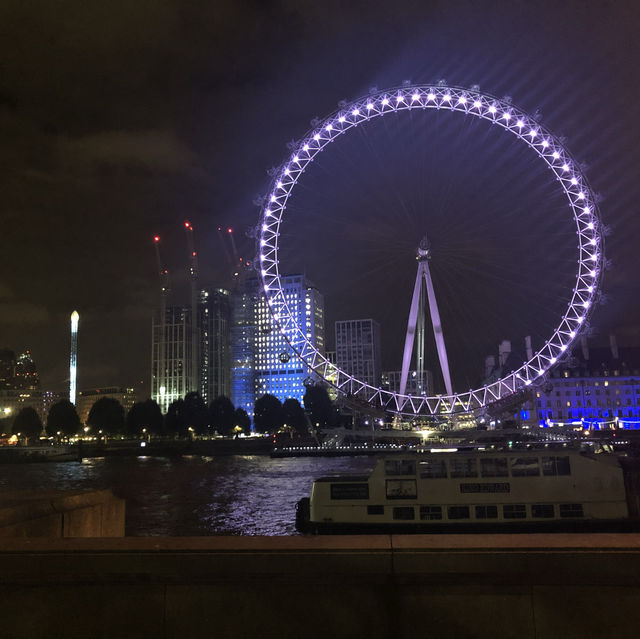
[0, 455, 376, 535]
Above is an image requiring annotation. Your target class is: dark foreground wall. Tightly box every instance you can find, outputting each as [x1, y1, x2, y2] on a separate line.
[1, 534, 640, 639]
[0, 490, 125, 537]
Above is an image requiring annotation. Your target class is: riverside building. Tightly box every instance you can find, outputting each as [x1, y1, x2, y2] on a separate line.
[253, 274, 325, 405]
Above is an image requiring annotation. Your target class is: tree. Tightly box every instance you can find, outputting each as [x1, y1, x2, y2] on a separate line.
[303, 384, 334, 428]
[165, 399, 186, 437]
[87, 397, 125, 435]
[233, 407, 251, 434]
[126, 399, 164, 436]
[12, 406, 43, 442]
[253, 394, 283, 434]
[46, 400, 82, 438]
[282, 398, 307, 437]
[183, 392, 210, 435]
[209, 396, 235, 436]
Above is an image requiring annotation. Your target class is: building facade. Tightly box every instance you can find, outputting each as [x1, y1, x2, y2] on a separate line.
[230, 282, 257, 418]
[381, 369, 434, 396]
[335, 319, 381, 389]
[254, 274, 325, 406]
[77, 387, 137, 426]
[151, 306, 195, 414]
[533, 341, 640, 428]
[199, 287, 231, 405]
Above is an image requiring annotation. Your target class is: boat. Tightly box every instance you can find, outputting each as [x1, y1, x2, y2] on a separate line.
[296, 446, 640, 534]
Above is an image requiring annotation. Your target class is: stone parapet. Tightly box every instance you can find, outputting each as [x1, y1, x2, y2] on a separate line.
[1, 534, 640, 637]
[0, 489, 125, 537]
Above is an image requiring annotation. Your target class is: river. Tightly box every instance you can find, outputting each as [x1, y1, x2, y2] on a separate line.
[0, 454, 377, 535]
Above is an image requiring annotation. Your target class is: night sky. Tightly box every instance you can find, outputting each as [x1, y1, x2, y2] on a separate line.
[1, 1, 639, 395]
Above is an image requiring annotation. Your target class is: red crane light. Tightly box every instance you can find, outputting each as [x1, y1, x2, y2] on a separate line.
[153, 236, 160, 243]
[227, 228, 233, 233]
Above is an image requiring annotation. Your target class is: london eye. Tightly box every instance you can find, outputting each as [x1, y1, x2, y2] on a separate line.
[257, 84, 604, 416]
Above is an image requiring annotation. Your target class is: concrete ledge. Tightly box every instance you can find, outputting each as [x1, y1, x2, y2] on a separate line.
[0, 490, 125, 537]
[2, 534, 640, 638]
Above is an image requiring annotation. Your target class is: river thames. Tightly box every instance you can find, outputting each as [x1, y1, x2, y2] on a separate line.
[0, 454, 377, 535]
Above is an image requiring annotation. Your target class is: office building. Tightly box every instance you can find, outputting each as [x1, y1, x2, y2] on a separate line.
[199, 287, 231, 405]
[254, 275, 325, 405]
[151, 306, 196, 414]
[335, 319, 381, 388]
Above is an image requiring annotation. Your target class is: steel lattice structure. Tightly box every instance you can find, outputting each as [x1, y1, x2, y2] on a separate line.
[258, 84, 604, 416]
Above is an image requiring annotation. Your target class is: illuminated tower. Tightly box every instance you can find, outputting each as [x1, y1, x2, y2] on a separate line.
[399, 235, 452, 397]
[253, 274, 324, 405]
[69, 310, 79, 405]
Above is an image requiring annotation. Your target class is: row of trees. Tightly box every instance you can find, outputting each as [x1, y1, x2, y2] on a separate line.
[2, 384, 342, 442]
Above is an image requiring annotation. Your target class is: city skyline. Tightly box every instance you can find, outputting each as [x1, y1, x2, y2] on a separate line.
[1, 1, 639, 394]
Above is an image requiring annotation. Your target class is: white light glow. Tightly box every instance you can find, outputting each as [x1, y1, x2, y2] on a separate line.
[313, 133, 320, 141]
[503, 112, 511, 120]
[562, 163, 570, 171]
[571, 177, 578, 185]
[412, 93, 420, 101]
[517, 119, 524, 128]
[553, 151, 560, 159]
[302, 144, 309, 151]
[366, 102, 374, 110]
[427, 93, 436, 100]
[382, 97, 389, 105]
[352, 108, 359, 115]
[396, 95, 404, 103]
[473, 100, 481, 108]
[458, 96, 467, 104]
[338, 115, 346, 123]
[489, 105, 496, 113]
[443, 94, 451, 101]
[325, 124, 332, 131]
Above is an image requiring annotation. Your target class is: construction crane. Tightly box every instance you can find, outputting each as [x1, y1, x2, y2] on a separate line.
[184, 221, 200, 395]
[153, 235, 169, 410]
[217, 226, 249, 288]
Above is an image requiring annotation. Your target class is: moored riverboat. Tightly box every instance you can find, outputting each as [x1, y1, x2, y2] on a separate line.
[296, 447, 640, 533]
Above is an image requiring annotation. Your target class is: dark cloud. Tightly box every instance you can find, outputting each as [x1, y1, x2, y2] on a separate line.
[0, 0, 639, 391]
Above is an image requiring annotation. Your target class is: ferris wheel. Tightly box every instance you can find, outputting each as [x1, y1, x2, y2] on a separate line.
[257, 83, 604, 416]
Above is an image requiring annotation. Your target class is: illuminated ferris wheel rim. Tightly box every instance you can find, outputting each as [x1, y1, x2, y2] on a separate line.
[258, 83, 604, 416]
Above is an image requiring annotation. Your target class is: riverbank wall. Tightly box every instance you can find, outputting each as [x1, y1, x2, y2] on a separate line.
[0, 490, 124, 537]
[1, 534, 640, 638]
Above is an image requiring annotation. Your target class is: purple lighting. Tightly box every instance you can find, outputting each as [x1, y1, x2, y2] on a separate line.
[259, 83, 603, 418]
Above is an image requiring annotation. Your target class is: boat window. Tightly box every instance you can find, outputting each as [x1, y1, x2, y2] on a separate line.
[449, 458, 477, 478]
[386, 479, 417, 500]
[385, 459, 416, 476]
[542, 456, 571, 476]
[367, 505, 384, 515]
[419, 459, 447, 479]
[447, 506, 470, 519]
[480, 458, 509, 478]
[559, 503, 583, 518]
[475, 505, 498, 519]
[532, 504, 555, 518]
[511, 457, 540, 477]
[460, 482, 510, 493]
[330, 483, 369, 500]
[420, 506, 443, 520]
[503, 504, 527, 519]
[393, 506, 415, 520]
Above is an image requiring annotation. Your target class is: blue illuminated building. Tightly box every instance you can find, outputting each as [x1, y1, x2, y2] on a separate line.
[230, 282, 256, 420]
[254, 274, 324, 405]
[533, 338, 640, 429]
